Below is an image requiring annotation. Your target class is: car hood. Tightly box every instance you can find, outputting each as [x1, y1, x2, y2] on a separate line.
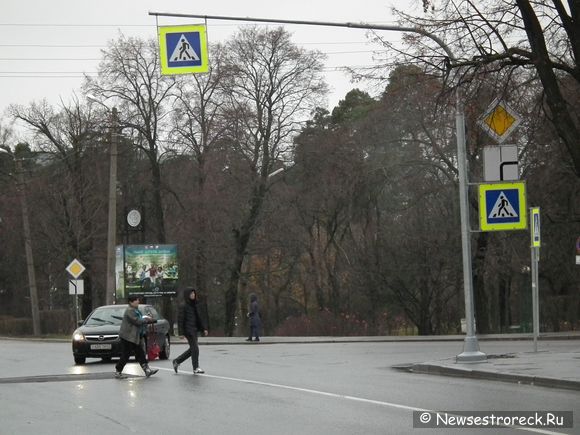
[77, 324, 121, 335]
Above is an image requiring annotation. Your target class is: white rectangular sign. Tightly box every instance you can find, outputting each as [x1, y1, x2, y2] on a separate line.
[484, 145, 519, 181]
[69, 279, 84, 295]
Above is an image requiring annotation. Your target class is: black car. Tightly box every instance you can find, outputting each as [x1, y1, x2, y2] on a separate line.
[72, 304, 170, 365]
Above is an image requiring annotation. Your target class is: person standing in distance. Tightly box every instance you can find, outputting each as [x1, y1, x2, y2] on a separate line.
[115, 295, 158, 379]
[173, 287, 208, 374]
[245, 294, 262, 342]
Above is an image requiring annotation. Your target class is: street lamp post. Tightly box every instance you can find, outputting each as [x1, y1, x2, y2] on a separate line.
[87, 95, 118, 305]
[0, 149, 41, 335]
[149, 12, 486, 362]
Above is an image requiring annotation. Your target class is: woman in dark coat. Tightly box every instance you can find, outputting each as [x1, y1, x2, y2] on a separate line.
[245, 293, 262, 342]
[172, 287, 208, 374]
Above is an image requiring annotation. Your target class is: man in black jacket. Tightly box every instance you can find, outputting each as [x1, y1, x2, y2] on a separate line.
[172, 287, 208, 374]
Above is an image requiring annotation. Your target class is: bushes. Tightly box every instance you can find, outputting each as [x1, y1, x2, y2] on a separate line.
[0, 316, 31, 335]
[273, 309, 418, 336]
[0, 310, 72, 336]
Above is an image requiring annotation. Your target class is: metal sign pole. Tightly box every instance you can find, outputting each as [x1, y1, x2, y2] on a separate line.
[531, 248, 539, 352]
[71, 280, 79, 326]
[530, 207, 541, 352]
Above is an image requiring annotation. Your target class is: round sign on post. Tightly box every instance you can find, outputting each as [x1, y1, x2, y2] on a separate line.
[127, 209, 142, 228]
[66, 259, 86, 279]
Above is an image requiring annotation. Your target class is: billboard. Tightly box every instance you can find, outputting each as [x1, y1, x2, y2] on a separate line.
[115, 244, 178, 300]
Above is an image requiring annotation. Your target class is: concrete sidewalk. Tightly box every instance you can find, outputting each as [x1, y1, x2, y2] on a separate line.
[395, 348, 580, 392]
[192, 331, 580, 346]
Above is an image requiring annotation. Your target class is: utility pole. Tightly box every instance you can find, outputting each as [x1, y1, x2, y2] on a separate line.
[87, 94, 119, 306]
[149, 12, 486, 362]
[105, 107, 119, 305]
[16, 158, 41, 336]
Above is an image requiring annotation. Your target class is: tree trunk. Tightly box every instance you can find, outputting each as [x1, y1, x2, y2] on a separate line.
[150, 160, 166, 243]
[224, 181, 266, 336]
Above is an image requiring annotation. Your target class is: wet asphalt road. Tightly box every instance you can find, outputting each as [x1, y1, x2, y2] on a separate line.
[0, 339, 578, 435]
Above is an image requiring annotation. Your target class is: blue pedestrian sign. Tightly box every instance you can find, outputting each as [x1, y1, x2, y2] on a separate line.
[158, 25, 209, 75]
[479, 182, 527, 231]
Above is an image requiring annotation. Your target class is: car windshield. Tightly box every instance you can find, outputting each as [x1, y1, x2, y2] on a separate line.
[85, 307, 126, 326]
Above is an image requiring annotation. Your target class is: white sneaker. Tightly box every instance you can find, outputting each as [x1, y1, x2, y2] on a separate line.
[193, 367, 205, 374]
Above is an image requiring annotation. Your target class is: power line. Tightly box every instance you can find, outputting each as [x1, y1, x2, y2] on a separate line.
[0, 41, 374, 49]
[0, 71, 96, 74]
[0, 75, 91, 78]
[0, 50, 390, 61]
[0, 23, 155, 27]
[0, 44, 106, 48]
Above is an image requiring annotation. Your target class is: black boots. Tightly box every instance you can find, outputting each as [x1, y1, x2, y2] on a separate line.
[142, 364, 159, 378]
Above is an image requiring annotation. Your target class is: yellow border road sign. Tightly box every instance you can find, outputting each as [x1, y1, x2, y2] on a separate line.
[479, 182, 527, 231]
[530, 207, 541, 247]
[158, 25, 209, 75]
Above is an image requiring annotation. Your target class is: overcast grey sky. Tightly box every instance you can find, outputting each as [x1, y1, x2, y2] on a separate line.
[1, 0, 421, 134]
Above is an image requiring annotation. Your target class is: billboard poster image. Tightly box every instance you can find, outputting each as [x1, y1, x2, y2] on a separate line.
[115, 244, 178, 300]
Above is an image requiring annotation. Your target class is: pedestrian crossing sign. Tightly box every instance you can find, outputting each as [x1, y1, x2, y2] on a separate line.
[158, 25, 209, 75]
[479, 182, 527, 231]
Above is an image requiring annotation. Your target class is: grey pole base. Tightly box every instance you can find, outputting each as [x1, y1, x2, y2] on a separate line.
[456, 335, 487, 363]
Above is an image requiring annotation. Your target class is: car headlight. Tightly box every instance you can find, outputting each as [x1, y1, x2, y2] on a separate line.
[73, 331, 85, 341]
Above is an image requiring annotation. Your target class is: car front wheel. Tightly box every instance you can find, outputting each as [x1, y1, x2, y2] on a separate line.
[159, 335, 170, 360]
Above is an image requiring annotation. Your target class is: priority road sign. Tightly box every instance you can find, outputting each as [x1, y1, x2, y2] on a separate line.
[479, 182, 527, 231]
[66, 259, 86, 279]
[478, 98, 522, 144]
[158, 25, 208, 75]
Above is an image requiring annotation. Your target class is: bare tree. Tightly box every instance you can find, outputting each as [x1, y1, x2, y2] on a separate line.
[9, 99, 104, 316]
[85, 35, 177, 243]
[396, 0, 580, 176]
[220, 26, 327, 335]
[168, 44, 229, 296]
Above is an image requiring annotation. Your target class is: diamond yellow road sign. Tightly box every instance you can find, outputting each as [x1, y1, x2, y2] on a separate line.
[158, 24, 209, 75]
[478, 98, 522, 143]
[66, 259, 86, 279]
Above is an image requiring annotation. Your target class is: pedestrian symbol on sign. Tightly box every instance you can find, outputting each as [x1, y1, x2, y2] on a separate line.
[170, 34, 200, 62]
[489, 192, 517, 218]
[486, 189, 520, 225]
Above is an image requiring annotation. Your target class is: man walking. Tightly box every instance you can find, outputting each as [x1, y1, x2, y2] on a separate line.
[172, 287, 208, 374]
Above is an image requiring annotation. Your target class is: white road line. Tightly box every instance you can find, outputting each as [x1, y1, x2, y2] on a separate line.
[153, 366, 567, 435]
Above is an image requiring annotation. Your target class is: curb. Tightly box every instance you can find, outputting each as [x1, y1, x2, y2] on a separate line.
[394, 363, 580, 392]
[1, 332, 580, 345]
